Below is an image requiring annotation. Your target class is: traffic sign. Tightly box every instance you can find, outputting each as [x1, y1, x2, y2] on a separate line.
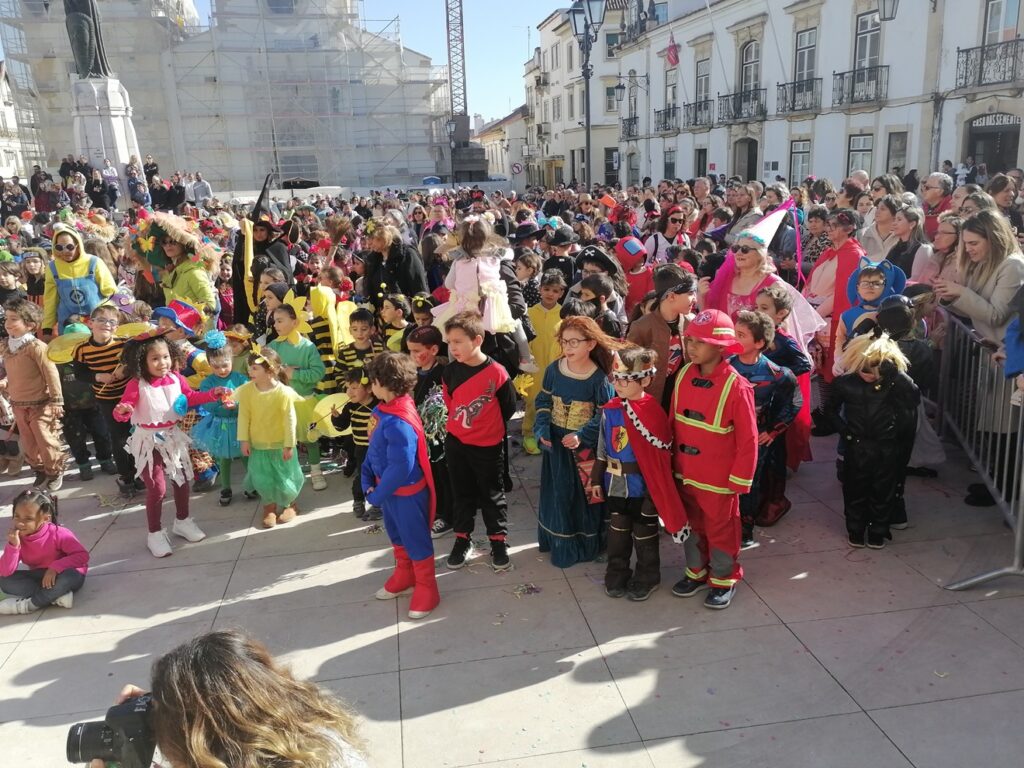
[511, 162, 524, 175]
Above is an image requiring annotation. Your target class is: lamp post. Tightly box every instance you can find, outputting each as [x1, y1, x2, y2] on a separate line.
[446, 118, 457, 190]
[570, 0, 607, 191]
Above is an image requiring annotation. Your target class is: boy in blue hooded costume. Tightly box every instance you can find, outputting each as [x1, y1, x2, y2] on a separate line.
[832, 257, 907, 367]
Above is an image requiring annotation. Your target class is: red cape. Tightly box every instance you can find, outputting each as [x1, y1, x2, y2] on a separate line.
[378, 394, 437, 523]
[604, 394, 688, 533]
[821, 238, 866, 382]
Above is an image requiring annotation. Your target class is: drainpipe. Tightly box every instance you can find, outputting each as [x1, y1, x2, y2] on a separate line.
[931, 91, 945, 173]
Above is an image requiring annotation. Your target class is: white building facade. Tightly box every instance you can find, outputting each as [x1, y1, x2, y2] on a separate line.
[0, 62, 25, 177]
[588, 0, 1024, 186]
[523, 2, 634, 189]
[475, 105, 530, 194]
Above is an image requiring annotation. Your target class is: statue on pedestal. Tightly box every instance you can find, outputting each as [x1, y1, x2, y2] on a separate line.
[64, 0, 113, 78]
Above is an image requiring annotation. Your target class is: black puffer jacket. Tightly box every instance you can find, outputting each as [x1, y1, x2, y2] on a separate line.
[825, 365, 919, 445]
[363, 240, 428, 309]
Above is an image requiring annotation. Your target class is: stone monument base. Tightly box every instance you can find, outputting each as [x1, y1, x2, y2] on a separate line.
[71, 76, 142, 196]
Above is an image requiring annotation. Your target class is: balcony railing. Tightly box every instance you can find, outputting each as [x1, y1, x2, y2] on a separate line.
[777, 78, 821, 114]
[621, 116, 639, 140]
[832, 65, 889, 106]
[717, 88, 767, 122]
[682, 100, 713, 129]
[956, 38, 1024, 89]
[654, 106, 679, 133]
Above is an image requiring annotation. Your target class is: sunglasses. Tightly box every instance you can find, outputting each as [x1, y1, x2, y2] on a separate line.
[54, 243, 77, 252]
[825, 195, 837, 201]
[669, 217, 685, 224]
[736, 245, 760, 254]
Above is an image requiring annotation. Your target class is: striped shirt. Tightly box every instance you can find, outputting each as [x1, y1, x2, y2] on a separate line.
[72, 337, 128, 401]
[331, 399, 378, 447]
[308, 317, 337, 395]
[335, 340, 384, 379]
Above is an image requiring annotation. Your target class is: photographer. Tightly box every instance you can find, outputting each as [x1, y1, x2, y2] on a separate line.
[80, 630, 367, 768]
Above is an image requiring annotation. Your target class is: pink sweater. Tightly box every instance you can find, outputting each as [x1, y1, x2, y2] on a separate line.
[0, 523, 89, 576]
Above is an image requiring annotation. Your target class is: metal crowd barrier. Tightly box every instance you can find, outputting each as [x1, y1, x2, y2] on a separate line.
[935, 313, 1024, 590]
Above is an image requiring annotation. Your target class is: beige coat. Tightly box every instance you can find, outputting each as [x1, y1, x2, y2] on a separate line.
[949, 252, 1024, 345]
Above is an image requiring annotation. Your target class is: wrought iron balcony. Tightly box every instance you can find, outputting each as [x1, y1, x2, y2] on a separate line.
[682, 100, 714, 129]
[956, 38, 1024, 89]
[717, 88, 767, 122]
[621, 116, 639, 140]
[832, 66, 889, 106]
[654, 106, 679, 133]
[777, 78, 821, 114]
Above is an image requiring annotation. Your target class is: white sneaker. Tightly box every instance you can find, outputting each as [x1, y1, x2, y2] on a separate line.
[310, 470, 327, 491]
[0, 597, 38, 615]
[53, 592, 74, 609]
[147, 530, 173, 558]
[171, 517, 207, 543]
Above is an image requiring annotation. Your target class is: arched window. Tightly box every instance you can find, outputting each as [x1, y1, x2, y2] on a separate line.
[741, 41, 760, 92]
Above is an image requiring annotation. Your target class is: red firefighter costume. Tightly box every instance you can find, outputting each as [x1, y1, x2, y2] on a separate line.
[671, 310, 758, 589]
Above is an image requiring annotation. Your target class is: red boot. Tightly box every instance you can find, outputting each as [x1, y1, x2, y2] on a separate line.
[376, 545, 415, 600]
[408, 557, 440, 619]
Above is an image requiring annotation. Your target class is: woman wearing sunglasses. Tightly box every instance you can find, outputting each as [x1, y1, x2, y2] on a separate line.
[41, 224, 117, 336]
[646, 205, 691, 266]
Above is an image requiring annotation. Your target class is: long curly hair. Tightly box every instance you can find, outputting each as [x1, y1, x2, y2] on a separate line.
[151, 630, 365, 768]
[122, 335, 185, 382]
[556, 315, 626, 373]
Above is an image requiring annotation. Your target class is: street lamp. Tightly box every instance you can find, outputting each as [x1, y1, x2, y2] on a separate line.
[570, 0, 606, 191]
[877, 0, 898, 21]
[446, 118, 457, 189]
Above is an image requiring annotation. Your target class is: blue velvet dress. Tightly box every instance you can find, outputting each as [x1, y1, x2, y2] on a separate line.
[533, 359, 614, 567]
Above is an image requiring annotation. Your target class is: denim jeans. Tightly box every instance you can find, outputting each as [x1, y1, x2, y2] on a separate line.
[0, 568, 85, 607]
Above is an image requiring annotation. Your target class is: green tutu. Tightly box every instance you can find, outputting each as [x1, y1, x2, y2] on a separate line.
[244, 447, 305, 506]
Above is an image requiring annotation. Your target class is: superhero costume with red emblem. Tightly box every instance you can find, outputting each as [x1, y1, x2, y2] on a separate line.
[671, 310, 758, 599]
[363, 393, 439, 618]
[592, 363, 691, 595]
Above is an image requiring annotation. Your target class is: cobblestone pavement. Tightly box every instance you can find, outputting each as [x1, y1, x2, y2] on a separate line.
[1, 432, 1022, 767]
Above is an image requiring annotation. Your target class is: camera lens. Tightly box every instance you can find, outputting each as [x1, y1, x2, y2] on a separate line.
[66, 721, 118, 764]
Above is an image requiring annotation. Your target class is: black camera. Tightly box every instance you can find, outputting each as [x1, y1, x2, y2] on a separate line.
[67, 694, 156, 768]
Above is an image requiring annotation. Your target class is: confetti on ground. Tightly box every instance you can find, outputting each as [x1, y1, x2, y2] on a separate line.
[94, 493, 121, 508]
[364, 524, 383, 534]
[934, 670, 949, 678]
[511, 583, 542, 598]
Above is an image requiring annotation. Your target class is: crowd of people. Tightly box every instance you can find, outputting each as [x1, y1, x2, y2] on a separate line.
[2, 153, 1024, 629]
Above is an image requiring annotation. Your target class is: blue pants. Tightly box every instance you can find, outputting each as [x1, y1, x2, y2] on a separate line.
[0, 568, 85, 608]
[381, 488, 433, 561]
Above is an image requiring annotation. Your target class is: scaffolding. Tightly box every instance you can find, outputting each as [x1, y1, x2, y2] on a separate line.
[164, 0, 449, 189]
[0, 0, 450, 189]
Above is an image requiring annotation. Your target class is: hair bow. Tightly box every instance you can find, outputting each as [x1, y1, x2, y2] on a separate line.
[204, 330, 227, 350]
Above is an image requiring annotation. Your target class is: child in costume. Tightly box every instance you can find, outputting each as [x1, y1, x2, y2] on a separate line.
[534, 316, 617, 568]
[432, 216, 538, 373]
[670, 309, 758, 610]
[615, 236, 654, 317]
[331, 368, 381, 521]
[0, 298, 65, 491]
[832, 258, 907, 370]
[192, 331, 248, 506]
[73, 303, 138, 493]
[236, 348, 306, 528]
[0, 489, 87, 615]
[825, 333, 919, 549]
[755, 284, 814, 472]
[379, 293, 411, 352]
[590, 346, 689, 601]
[268, 299, 328, 490]
[522, 270, 565, 455]
[442, 311, 518, 571]
[731, 311, 802, 548]
[57, 320, 116, 482]
[152, 299, 219, 491]
[363, 352, 440, 620]
[307, 285, 340, 396]
[408, 325, 453, 538]
[114, 330, 230, 557]
[225, 325, 253, 376]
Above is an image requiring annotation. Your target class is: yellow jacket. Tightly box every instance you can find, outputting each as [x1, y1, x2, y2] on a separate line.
[42, 251, 117, 329]
[528, 302, 562, 370]
[235, 380, 301, 450]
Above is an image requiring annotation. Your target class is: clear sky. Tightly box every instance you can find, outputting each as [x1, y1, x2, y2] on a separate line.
[189, 0, 564, 125]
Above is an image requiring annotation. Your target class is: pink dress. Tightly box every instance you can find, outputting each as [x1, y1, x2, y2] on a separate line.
[431, 247, 516, 334]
